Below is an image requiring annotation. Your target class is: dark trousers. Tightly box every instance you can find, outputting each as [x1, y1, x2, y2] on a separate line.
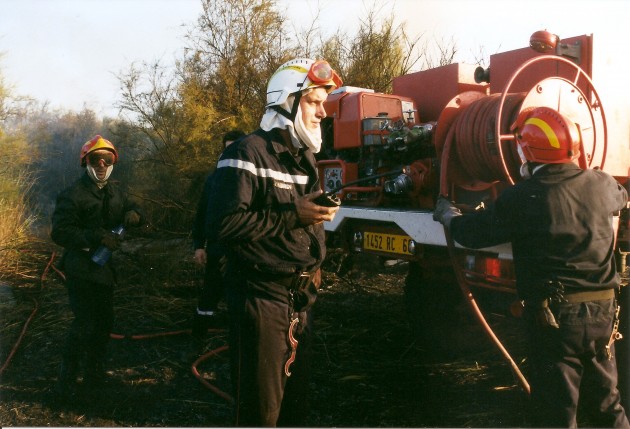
[225, 273, 312, 427]
[525, 299, 629, 428]
[63, 277, 114, 373]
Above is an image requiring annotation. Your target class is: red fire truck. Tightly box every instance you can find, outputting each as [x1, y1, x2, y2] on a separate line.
[318, 30, 629, 389]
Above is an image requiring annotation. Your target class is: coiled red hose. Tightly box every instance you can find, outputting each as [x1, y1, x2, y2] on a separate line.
[446, 93, 524, 189]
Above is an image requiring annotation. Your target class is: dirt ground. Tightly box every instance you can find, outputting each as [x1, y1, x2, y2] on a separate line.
[1, 237, 629, 427]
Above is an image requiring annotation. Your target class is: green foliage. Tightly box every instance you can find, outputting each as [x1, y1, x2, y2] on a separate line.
[0, 77, 7, 127]
[181, 0, 293, 131]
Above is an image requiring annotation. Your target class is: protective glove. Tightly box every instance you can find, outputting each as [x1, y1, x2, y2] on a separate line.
[100, 232, 121, 251]
[432, 196, 462, 228]
[124, 210, 141, 227]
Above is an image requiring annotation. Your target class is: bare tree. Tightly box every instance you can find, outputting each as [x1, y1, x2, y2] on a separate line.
[118, 61, 186, 164]
[181, 0, 295, 131]
[316, 5, 425, 93]
[422, 35, 458, 69]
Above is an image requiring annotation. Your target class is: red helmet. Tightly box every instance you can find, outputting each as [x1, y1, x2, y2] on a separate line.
[511, 107, 581, 164]
[80, 135, 118, 167]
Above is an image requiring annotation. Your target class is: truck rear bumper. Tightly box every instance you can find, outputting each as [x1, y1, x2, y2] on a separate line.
[324, 206, 513, 259]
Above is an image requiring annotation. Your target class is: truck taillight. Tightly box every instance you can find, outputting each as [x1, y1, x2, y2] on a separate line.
[485, 259, 502, 279]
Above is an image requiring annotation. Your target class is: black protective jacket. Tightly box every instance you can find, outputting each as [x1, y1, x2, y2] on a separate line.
[450, 163, 628, 301]
[205, 129, 326, 275]
[192, 172, 226, 258]
[51, 173, 142, 285]
[192, 177, 209, 251]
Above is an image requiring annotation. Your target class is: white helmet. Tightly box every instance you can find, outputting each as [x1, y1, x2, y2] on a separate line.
[265, 58, 342, 109]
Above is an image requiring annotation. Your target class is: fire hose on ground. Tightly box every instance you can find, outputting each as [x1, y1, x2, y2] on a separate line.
[0, 251, 234, 403]
[2, 242, 530, 403]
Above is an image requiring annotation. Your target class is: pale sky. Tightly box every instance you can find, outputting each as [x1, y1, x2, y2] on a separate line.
[0, 0, 628, 117]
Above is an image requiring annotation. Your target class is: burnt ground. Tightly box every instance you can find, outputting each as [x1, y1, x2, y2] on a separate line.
[1, 237, 629, 427]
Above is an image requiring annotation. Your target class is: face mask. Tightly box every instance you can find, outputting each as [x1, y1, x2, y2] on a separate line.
[86, 164, 113, 185]
[260, 94, 322, 153]
[260, 95, 303, 151]
[294, 104, 322, 153]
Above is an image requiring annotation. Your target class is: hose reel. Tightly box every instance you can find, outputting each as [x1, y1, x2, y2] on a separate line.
[437, 54, 607, 192]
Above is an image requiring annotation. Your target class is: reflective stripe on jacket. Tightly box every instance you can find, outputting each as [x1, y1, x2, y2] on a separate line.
[205, 129, 325, 275]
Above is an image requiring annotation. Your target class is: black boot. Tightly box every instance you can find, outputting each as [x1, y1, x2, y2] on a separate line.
[83, 359, 107, 389]
[53, 359, 79, 399]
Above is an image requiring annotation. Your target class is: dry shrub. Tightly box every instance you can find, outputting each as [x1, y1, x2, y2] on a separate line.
[0, 199, 33, 274]
[0, 134, 37, 279]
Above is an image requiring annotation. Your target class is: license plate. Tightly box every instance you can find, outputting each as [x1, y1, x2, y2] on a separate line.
[363, 232, 413, 255]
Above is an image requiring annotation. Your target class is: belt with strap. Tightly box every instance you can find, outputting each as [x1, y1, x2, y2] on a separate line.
[241, 267, 316, 290]
[563, 288, 615, 304]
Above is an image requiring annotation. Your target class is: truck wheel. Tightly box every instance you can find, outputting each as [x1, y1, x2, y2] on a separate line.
[404, 259, 461, 347]
[405, 253, 494, 357]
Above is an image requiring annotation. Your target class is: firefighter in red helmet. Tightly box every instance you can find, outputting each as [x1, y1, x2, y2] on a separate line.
[51, 135, 143, 400]
[434, 107, 629, 427]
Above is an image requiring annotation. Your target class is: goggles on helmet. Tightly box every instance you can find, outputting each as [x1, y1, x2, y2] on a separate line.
[87, 150, 116, 167]
[306, 60, 343, 89]
[80, 135, 118, 167]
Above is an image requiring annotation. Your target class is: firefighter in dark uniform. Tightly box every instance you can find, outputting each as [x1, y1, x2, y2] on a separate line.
[205, 58, 342, 427]
[434, 107, 629, 428]
[51, 135, 143, 398]
[191, 130, 246, 337]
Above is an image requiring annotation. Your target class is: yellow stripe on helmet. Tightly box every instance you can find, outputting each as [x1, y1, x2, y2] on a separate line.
[524, 117, 560, 148]
[271, 64, 309, 79]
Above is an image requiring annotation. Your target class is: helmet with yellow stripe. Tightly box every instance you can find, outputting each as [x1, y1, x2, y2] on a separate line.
[80, 135, 119, 167]
[265, 58, 342, 108]
[511, 107, 581, 164]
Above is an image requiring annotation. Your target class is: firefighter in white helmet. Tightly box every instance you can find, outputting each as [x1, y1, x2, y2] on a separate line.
[434, 107, 629, 428]
[51, 135, 143, 400]
[205, 58, 341, 426]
